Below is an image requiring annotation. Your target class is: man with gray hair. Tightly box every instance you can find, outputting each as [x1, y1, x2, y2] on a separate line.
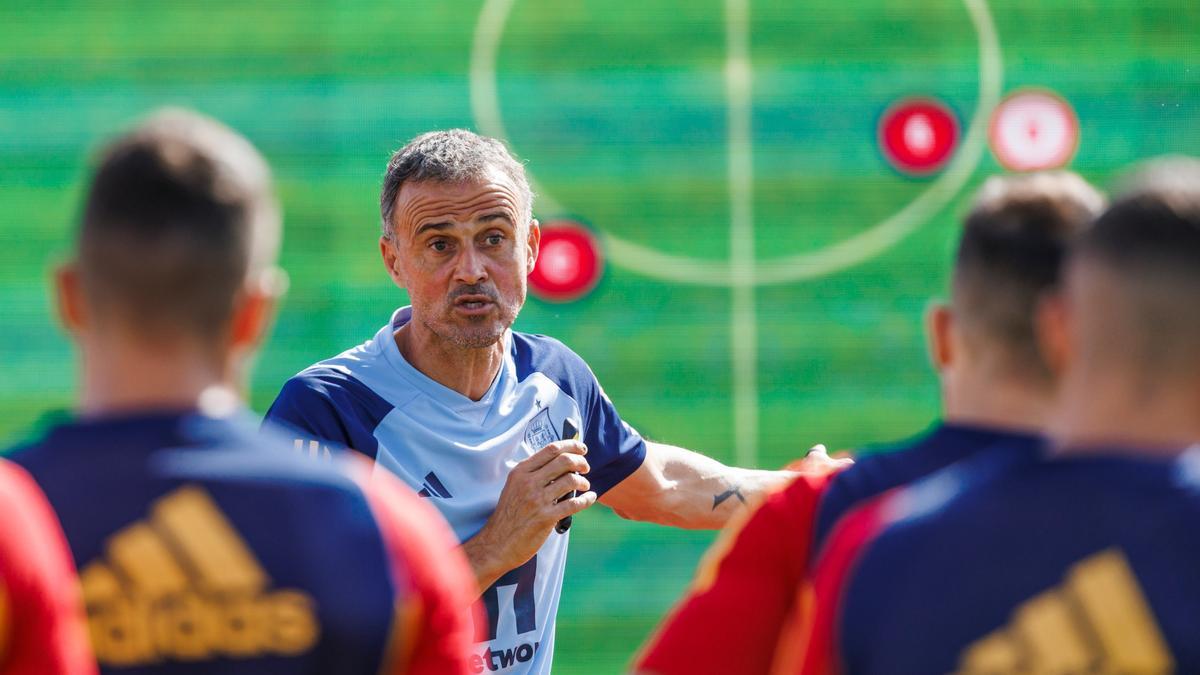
[266, 129, 829, 673]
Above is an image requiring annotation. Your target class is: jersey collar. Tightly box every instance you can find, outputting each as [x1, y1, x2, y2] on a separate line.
[377, 305, 512, 415]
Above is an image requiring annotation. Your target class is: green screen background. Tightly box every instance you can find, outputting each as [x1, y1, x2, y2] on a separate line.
[2, 1, 1198, 671]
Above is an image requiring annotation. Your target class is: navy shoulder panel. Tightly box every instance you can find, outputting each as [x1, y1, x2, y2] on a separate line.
[510, 332, 646, 496]
[264, 366, 393, 460]
[11, 413, 400, 674]
[511, 332, 595, 393]
[838, 452, 1200, 674]
[812, 427, 1040, 556]
[813, 443, 927, 555]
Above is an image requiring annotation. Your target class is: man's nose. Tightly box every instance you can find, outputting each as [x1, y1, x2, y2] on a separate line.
[453, 245, 489, 285]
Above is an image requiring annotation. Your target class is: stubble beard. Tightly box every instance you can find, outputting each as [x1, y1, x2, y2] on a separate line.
[423, 300, 520, 350]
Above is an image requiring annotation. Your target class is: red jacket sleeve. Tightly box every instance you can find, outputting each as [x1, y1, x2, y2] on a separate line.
[635, 470, 842, 675]
[354, 462, 481, 675]
[770, 494, 892, 675]
[0, 459, 96, 675]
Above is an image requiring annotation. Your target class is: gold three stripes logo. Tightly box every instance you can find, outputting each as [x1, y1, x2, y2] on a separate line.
[81, 486, 320, 666]
[957, 548, 1174, 674]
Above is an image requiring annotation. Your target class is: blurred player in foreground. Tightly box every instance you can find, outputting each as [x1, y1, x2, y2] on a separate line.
[0, 460, 95, 674]
[782, 157, 1200, 674]
[265, 128, 842, 674]
[636, 172, 1104, 675]
[10, 109, 476, 674]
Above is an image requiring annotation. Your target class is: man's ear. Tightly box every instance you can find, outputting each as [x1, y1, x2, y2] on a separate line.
[53, 261, 87, 336]
[380, 236, 407, 289]
[526, 219, 541, 272]
[924, 301, 955, 373]
[230, 267, 286, 354]
[1036, 291, 1071, 378]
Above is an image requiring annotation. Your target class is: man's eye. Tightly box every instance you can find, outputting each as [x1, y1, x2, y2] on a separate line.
[485, 234, 504, 246]
[430, 240, 450, 252]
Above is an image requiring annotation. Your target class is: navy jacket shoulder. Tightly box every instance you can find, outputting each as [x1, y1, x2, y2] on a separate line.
[839, 448, 1200, 674]
[266, 366, 394, 459]
[9, 411, 401, 674]
[511, 331, 647, 495]
[812, 423, 1041, 556]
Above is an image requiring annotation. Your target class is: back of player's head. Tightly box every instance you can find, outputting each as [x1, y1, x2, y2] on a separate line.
[77, 108, 280, 342]
[1070, 155, 1200, 380]
[379, 129, 533, 240]
[952, 172, 1104, 380]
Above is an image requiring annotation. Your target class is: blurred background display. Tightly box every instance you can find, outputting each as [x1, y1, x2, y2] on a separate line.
[2, 1, 1197, 670]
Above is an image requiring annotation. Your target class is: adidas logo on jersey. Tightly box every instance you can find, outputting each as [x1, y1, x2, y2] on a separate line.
[80, 486, 321, 666]
[418, 471, 453, 499]
[957, 548, 1174, 674]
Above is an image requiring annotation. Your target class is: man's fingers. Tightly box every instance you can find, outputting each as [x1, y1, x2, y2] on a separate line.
[533, 452, 591, 483]
[520, 440, 588, 473]
[553, 491, 597, 518]
[545, 472, 591, 500]
[783, 443, 853, 474]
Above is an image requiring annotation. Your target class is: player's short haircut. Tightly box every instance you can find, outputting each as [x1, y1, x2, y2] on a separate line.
[1072, 155, 1200, 377]
[953, 172, 1105, 380]
[379, 129, 533, 239]
[77, 108, 280, 341]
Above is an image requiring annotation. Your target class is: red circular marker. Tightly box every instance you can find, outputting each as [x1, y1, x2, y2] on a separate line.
[989, 89, 1079, 172]
[528, 221, 603, 303]
[878, 98, 960, 176]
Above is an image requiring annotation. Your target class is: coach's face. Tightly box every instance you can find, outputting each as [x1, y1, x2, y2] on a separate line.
[381, 167, 539, 349]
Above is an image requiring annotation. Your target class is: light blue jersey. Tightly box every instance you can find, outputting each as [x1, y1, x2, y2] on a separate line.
[266, 306, 647, 674]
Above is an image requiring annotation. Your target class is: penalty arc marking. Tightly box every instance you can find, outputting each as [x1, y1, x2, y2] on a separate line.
[470, 0, 1004, 287]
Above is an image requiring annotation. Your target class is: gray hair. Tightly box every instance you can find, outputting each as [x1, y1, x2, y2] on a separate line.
[379, 129, 533, 239]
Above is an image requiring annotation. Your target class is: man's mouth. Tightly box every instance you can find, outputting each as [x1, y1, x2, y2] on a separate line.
[453, 295, 495, 313]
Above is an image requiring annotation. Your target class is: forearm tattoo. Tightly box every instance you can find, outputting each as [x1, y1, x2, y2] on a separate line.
[712, 483, 747, 510]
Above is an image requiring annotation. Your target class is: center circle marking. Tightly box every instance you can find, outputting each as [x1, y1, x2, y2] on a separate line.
[470, 0, 1004, 286]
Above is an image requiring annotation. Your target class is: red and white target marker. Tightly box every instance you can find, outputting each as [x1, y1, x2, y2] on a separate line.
[528, 221, 604, 303]
[878, 98, 960, 176]
[989, 89, 1079, 172]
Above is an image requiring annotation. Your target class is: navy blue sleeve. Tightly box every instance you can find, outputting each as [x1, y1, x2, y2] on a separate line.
[264, 367, 393, 460]
[512, 334, 646, 497]
[579, 382, 647, 496]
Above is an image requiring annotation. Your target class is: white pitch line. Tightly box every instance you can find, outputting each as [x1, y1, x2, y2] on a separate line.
[468, 0, 1001, 468]
[725, 0, 759, 469]
[469, 0, 566, 216]
[469, 0, 1001, 287]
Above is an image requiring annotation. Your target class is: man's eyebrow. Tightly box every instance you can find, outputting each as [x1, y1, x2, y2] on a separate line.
[478, 212, 515, 224]
[414, 221, 454, 236]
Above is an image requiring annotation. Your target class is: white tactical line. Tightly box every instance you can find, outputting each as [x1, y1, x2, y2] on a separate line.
[469, 0, 1003, 287]
[469, 0, 566, 216]
[469, 0, 1002, 469]
[725, 0, 759, 468]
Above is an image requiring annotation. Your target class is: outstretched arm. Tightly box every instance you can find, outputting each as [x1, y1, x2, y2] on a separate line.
[599, 441, 847, 529]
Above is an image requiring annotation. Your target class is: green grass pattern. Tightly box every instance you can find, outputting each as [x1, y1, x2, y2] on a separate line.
[1, 1, 1198, 671]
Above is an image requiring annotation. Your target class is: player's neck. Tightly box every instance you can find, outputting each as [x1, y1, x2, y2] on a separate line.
[394, 323, 504, 401]
[942, 373, 1052, 436]
[1052, 368, 1200, 455]
[78, 332, 234, 417]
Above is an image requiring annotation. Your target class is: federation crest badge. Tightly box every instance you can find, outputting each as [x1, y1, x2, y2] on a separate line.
[524, 407, 558, 450]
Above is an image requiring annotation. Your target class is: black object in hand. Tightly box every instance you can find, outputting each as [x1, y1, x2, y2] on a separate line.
[555, 419, 580, 534]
